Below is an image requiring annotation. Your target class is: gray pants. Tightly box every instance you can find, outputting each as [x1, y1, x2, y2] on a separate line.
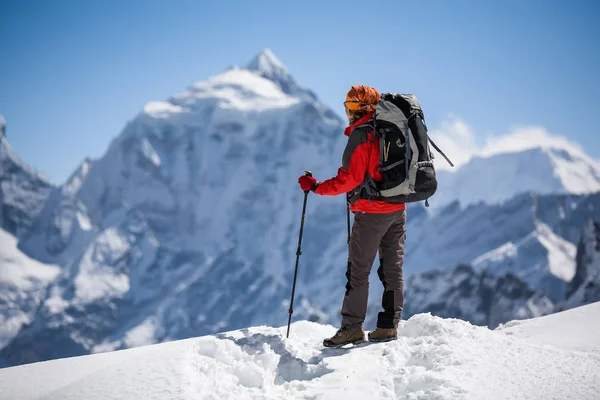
[341, 209, 406, 329]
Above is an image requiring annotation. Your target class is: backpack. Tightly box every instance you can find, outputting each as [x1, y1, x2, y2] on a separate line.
[348, 93, 454, 207]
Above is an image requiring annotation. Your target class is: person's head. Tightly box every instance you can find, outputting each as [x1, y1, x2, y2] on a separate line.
[344, 85, 380, 124]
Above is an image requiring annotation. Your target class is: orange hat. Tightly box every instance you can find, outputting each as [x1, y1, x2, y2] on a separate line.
[344, 85, 380, 112]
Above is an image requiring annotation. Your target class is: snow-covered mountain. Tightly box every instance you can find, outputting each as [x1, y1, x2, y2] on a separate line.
[563, 219, 600, 309]
[1, 49, 350, 367]
[403, 264, 554, 328]
[402, 192, 599, 303]
[0, 228, 59, 350]
[435, 145, 600, 209]
[1, 303, 598, 400]
[1, 49, 599, 368]
[0, 134, 53, 236]
[0, 134, 59, 352]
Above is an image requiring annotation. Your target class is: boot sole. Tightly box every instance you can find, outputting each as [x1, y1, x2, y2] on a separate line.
[323, 338, 365, 348]
[368, 336, 397, 343]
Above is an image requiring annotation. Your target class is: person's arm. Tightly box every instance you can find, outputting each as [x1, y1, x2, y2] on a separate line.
[315, 128, 371, 196]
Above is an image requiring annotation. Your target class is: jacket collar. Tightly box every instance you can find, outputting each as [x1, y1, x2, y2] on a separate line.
[344, 112, 374, 137]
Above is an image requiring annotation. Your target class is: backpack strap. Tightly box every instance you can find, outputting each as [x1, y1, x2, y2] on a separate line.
[379, 158, 405, 171]
[347, 119, 380, 203]
[420, 116, 454, 167]
[428, 137, 454, 167]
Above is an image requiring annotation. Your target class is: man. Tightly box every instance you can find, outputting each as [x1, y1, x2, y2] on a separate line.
[298, 85, 407, 347]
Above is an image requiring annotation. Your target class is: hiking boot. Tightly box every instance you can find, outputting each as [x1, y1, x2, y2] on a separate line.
[368, 327, 397, 342]
[323, 325, 365, 347]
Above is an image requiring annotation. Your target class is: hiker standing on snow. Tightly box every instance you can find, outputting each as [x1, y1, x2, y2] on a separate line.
[298, 85, 406, 347]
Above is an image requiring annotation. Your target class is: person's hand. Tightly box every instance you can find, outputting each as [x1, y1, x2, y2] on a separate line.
[298, 175, 319, 192]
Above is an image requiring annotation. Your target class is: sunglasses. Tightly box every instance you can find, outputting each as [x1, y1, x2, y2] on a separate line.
[343, 100, 365, 111]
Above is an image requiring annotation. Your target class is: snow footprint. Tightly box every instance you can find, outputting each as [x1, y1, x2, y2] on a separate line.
[195, 331, 332, 391]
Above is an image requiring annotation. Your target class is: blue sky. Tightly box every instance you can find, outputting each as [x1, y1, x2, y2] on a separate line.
[1, 0, 599, 184]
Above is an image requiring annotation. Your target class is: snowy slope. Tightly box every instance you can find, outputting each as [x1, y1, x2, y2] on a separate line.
[435, 145, 600, 209]
[0, 228, 59, 350]
[0, 135, 53, 236]
[1, 303, 598, 400]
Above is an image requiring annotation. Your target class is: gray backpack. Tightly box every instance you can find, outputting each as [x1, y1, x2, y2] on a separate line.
[348, 93, 454, 206]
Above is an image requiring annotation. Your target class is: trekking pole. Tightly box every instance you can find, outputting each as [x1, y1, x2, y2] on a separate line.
[286, 170, 312, 338]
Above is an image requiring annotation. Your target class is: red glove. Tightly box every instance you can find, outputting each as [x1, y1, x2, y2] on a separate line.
[298, 175, 319, 192]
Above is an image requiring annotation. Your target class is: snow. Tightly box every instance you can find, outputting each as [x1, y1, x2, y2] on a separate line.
[0, 228, 60, 348]
[480, 126, 589, 159]
[433, 130, 600, 209]
[535, 222, 577, 282]
[547, 147, 600, 194]
[76, 211, 92, 231]
[192, 68, 300, 112]
[141, 137, 162, 167]
[471, 242, 518, 265]
[143, 101, 187, 118]
[498, 302, 600, 353]
[73, 227, 134, 303]
[470, 221, 577, 301]
[246, 48, 288, 76]
[61, 159, 91, 197]
[1, 303, 598, 400]
[473, 222, 576, 283]
[0, 229, 59, 287]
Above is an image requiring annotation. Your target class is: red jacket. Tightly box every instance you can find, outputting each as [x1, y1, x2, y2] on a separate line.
[315, 113, 406, 214]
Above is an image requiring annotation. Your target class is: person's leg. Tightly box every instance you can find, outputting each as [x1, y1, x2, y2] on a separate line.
[375, 209, 407, 329]
[340, 212, 397, 327]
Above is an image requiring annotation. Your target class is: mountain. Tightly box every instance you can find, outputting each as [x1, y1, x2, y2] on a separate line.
[0, 229, 60, 350]
[2, 49, 599, 367]
[1, 49, 349, 366]
[245, 48, 317, 102]
[1, 303, 598, 400]
[563, 219, 600, 309]
[401, 192, 599, 303]
[0, 134, 54, 236]
[0, 134, 59, 351]
[403, 264, 554, 328]
[435, 145, 600, 209]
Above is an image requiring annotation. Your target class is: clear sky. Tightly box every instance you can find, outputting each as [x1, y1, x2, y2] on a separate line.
[1, 0, 599, 184]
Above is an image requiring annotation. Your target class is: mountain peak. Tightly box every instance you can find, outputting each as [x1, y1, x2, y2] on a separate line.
[242, 48, 310, 97]
[478, 127, 587, 159]
[246, 48, 288, 76]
